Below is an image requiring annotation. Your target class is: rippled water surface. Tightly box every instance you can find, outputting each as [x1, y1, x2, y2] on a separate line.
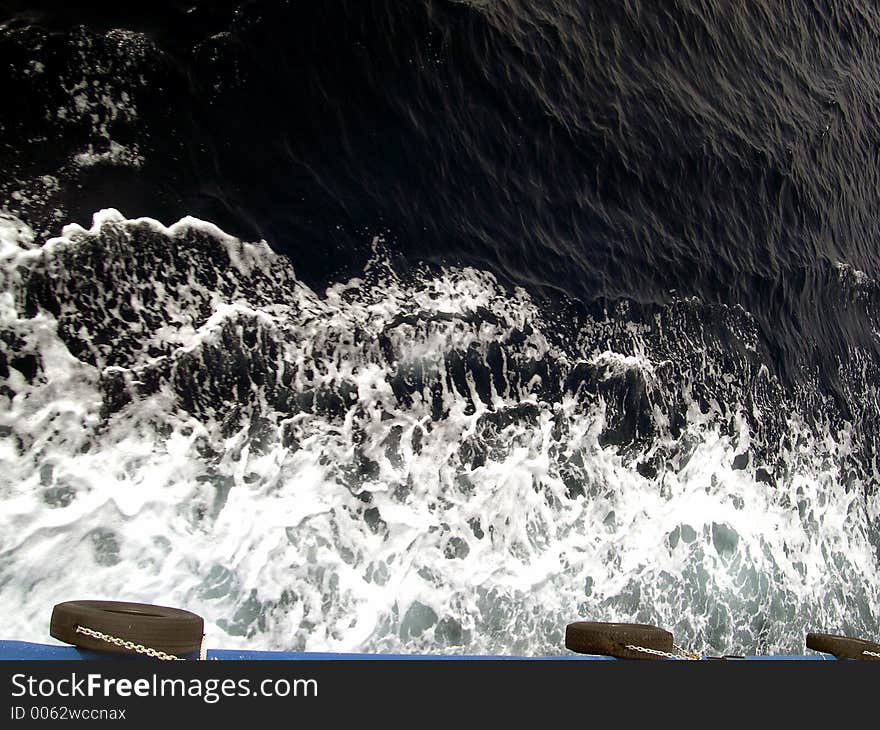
[1, 1, 878, 654]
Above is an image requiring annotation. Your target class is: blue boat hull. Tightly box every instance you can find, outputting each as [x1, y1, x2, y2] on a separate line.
[0, 640, 830, 660]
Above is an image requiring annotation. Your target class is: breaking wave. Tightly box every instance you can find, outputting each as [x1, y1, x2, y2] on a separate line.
[1, 210, 877, 655]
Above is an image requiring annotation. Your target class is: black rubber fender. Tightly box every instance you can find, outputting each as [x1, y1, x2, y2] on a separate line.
[50, 600, 204, 656]
[806, 633, 880, 660]
[565, 621, 674, 660]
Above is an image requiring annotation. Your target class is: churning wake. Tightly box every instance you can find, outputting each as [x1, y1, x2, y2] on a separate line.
[1, 209, 877, 655]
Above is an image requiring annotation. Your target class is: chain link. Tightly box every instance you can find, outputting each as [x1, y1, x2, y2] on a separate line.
[75, 625, 183, 661]
[624, 643, 701, 660]
[863, 650, 880, 659]
[673, 643, 703, 660]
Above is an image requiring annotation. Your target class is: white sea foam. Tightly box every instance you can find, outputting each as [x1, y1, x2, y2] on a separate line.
[73, 141, 143, 169]
[0, 211, 877, 656]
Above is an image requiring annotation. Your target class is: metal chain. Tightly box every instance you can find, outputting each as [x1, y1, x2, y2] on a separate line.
[624, 643, 701, 660]
[673, 643, 703, 660]
[863, 650, 880, 659]
[75, 625, 183, 661]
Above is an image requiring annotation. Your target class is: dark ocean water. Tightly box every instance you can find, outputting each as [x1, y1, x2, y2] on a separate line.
[0, 1, 878, 655]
